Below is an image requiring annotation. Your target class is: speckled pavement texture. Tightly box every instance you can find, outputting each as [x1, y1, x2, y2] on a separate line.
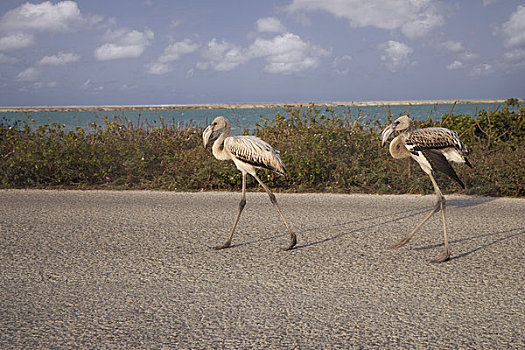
[1, 190, 524, 348]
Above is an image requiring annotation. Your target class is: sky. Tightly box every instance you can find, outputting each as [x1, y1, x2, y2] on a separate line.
[0, 0, 524, 106]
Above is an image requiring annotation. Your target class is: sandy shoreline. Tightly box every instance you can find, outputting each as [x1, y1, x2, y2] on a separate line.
[0, 99, 516, 113]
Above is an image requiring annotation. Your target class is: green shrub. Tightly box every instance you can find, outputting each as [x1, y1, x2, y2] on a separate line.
[1, 105, 523, 196]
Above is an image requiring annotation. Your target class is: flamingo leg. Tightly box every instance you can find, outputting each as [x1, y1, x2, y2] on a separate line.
[252, 173, 297, 250]
[391, 172, 450, 262]
[390, 202, 440, 249]
[428, 173, 450, 263]
[214, 172, 247, 250]
[430, 198, 450, 263]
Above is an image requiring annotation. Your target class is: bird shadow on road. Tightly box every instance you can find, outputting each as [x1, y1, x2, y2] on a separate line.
[292, 207, 430, 250]
[216, 207, 429, 250]
[291, 196, 501, 250]
[413, 227, 525, 261]
[445, 195, 497, 208]
[217, 197, 506, 251]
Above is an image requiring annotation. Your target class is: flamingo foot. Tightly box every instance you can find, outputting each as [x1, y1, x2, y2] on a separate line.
[390, 236, 411, 249]
[282, 234, 297, 251]
[214, 240, 232, 250]
[429, 248, 451, 263]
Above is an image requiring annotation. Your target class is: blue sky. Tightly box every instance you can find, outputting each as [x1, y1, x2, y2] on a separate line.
[0, 0, 524, 106]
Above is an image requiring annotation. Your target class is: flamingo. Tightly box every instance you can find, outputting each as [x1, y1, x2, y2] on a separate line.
[381, 115, 472, 262]
[203, 116, 297, 250]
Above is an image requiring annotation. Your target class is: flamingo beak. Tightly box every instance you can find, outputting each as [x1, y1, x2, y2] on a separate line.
[381, 124, 396, 146]
[202, 124, 214, 148]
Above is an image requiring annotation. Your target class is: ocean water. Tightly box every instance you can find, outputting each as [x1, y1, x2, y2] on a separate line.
[0, 102, 511, 133]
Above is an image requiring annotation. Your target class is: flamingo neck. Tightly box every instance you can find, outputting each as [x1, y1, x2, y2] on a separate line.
[212, 122, 231, 161]
[389, 133, 411, 159]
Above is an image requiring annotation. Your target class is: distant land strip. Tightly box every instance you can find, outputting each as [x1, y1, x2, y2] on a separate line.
[0, 99, 518, 113]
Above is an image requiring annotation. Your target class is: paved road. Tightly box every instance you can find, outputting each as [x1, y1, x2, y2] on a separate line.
[1, 190, 524, 349]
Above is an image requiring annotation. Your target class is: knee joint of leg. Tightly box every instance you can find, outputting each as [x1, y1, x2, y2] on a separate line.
[434, 196, 445, 212]
[239, 198, 246, 209]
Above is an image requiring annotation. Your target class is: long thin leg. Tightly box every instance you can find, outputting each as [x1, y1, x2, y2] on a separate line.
[428, 173, 450, 263]
[391, 172, 450, 262]
[390, 201, 440, 248]
[252, 173, 297, 250]
[214, 172, 247, 249]
[430, 198, 450, 263]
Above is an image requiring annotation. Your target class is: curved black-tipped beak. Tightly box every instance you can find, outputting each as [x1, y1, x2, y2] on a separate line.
[381, 124, 396, 146]
[202, 124, 214, 148]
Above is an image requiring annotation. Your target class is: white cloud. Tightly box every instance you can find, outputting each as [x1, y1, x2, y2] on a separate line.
[80, 79, 104, 91]
[439, 40, 464, 52]
[248, 33, 330, 74]
[147, 39, 200, 75]
[483, 0, 498, 6]
[95, 28, 154, 61]
[158, 39, 200, 63]
[0, 1, 101, 52]
[504, 48, 525, 61]
[379, 40, 415, 72]
[0, 1, 94, 34]
[197, 39, 249, 71]
[257, 17, 286, 33]
[95, 44, 145, 61]
[459, 51, 479, 61]
[500, 5, 525, 49]
[332, 55, 352, 75]
[37, 52, 80, 66]
[146, 63, 172, 75]
[401, 9, 445, 40]
[31, 81, 57, 89]
[0, 33, 34, 52]
[16, 67, 40, 81]
[446, 60, 464, 70]
[80, 79, 91, 89]
[100, 28, 152, 45]
[19, 80, 57, 92]
[197, 33, 330, 75]
[470, 63, 493, 76]
[286, 0, 445, 40]
[492, 5, 525, 73]
[437, 40, 478, 68]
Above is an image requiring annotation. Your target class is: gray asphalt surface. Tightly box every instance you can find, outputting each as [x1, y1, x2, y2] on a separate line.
[1, 190, 524, 349]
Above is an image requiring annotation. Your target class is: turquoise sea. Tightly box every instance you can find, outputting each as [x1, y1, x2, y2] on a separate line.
[0, 102, 512, 133]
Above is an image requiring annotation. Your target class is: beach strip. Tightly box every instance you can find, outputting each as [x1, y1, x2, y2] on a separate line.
[0, 99, 518, 113]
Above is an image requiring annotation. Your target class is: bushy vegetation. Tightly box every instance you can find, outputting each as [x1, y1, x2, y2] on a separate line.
[1, 103, 524, 196]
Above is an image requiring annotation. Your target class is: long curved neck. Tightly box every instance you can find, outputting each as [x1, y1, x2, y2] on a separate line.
[389, 133, 411, 159]
[212, 121, 231, 161]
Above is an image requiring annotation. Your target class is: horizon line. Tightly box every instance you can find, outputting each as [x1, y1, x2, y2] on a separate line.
[0, 98, 519, 113]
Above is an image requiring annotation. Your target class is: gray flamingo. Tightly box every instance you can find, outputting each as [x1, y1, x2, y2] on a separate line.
[381, 115, 472, 262]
